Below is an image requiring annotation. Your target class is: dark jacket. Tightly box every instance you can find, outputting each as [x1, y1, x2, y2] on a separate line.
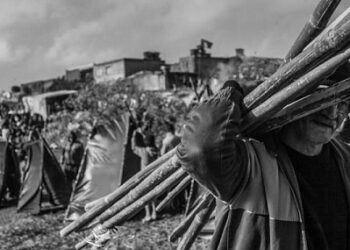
[131, 131, 158, 169]
[176, 88, 350, 250]
[62, 141, 84, 168]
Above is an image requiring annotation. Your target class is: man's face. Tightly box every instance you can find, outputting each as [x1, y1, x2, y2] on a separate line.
[293, 103, 349, 144]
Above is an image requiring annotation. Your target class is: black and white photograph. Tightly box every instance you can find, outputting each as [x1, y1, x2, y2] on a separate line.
[0, 0, 350, 249]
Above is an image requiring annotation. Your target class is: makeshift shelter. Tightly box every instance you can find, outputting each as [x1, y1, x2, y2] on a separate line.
[0, 141, 21, 201]
[65, 113, 141, 221]
[17, 138, 71, 214]
[22, 90, 77, 120]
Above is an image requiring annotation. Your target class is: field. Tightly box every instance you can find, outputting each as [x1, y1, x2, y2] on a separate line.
[0, 205, 210, 250]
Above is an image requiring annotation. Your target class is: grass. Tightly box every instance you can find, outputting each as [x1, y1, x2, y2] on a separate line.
[0, 207, 210, 250]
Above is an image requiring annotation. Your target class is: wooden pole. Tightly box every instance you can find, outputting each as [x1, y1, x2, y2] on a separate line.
[169, 192, 214, 242]
[156, 175, 192, 213]
[104, 167, 187, 227]
[60, 147, 176, 237]
[75, 168, 187, 250]
[307, 6, 350, 49]
[256, 77, 350, 133]
[176, 197, 216, 250]
[87, 155, 181, 228]
[243, 16, 350, 112]
[184, 179, 196, 216]
[285, 0, 341, 61]
[242, 46, 350, 132]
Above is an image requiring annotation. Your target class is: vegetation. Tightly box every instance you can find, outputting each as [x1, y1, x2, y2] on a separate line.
[43, 81, 190, 148]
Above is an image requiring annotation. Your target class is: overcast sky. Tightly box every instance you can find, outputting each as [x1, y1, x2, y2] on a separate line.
[0, 0, 348, 91]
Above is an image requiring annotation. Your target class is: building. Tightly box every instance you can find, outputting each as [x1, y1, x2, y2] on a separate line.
[65, 63, 93, 82]
[170, 48, 282, 82]
[93, 52, 165, 84]
[20, 76, 82, 96]
[169, 45, 283, 93]
[122, 70, 169, 91]
[20, 78, 57, 95]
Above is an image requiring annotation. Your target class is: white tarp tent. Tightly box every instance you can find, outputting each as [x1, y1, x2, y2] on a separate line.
[22, 90, 77, 119]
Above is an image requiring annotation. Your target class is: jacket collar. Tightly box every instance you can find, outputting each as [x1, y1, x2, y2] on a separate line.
[261, 133, 304, 217]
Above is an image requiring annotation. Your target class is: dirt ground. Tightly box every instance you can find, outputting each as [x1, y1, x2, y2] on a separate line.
[0, 205, 210, 250]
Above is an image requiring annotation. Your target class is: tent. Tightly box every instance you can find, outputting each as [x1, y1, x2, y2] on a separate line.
[22, 90, 77, 120]
[0, 141, 21, 201]
[65, 113, 141, 221]
[17, 138, 71, 214]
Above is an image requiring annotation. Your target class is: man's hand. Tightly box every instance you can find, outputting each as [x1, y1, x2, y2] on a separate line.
[176, 81, 246, 201]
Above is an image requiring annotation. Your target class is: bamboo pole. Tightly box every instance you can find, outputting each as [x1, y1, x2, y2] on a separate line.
[176, 197, 216, 250]
[169, 192, 214, 242]
[285, 0, 341, 61]
[184, 179, 196, 216]
[256, 77, 350, 133]
[242, 46, 350, 133]
[156, 175, 192, 213]
[104, 168, 187, 227]
[243, 16, 350, 112]
[76, 167, 187, 250]
[307, 6, 350, 49]
[84, 154, 181, 229]
[60, 147, 177, 237]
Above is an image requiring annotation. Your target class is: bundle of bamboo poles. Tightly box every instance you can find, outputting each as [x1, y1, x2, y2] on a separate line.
[60, 1, 350, 249]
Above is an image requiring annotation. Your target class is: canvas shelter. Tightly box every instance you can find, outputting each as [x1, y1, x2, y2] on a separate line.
[17, 138, 71, 214]
[0, 141, 21, 201]
[65, 113, 141, 221]
[22, 90, 77, 120]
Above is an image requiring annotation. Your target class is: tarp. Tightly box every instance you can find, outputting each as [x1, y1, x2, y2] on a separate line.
[17, 139, 70, 214]
[0, 141, 9, 198]
[65, 113, 141, 220]
[22, 90, 77, 119]
[0, 141, 20, 200]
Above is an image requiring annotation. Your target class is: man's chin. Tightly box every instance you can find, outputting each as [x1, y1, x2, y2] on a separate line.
[310, 130, 334, 144]
[307, 124, 335, 143]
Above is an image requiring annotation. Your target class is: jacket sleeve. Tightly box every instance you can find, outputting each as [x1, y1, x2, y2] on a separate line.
[176, 87, 249, 203]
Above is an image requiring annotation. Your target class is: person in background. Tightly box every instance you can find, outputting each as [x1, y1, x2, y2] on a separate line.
[160, 120, 181, 156]
[131, 114, 158, 222]
[1, 115, 10, 141]
[61, 131, 84, 187]
[28, 113, 44, 141]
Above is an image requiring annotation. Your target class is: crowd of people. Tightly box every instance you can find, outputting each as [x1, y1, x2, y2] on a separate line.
[0, 109, 45, 165]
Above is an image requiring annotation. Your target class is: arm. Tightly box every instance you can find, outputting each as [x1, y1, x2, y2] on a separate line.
[176, 86, 249, 203]
[160, 138, 168, 156]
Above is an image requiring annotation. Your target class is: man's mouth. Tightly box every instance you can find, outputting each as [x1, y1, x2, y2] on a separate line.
[311, 118, 336, 130]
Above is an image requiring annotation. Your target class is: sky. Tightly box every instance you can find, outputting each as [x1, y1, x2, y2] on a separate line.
[0, 0, 348, 91]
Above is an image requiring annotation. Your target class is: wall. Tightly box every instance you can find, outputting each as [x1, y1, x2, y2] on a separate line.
[170, 57, 196, 73]
[94, 59, 164, 84]
[124, 71, 166, 91]
[94, 60, 126, 84]
[65, 68, 93, 82]
[124, 59, 164, 77]
[65, 69, 81, 82]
